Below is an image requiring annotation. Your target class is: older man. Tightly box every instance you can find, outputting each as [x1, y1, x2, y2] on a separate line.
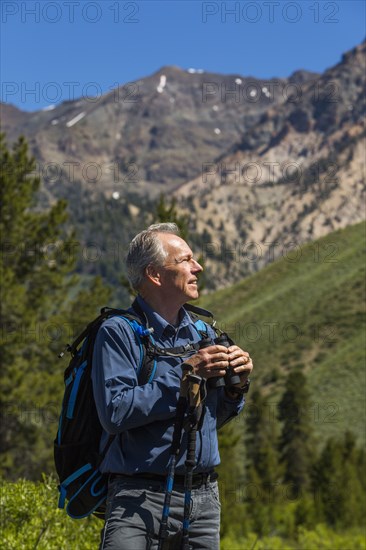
[92, 223, 253, 550]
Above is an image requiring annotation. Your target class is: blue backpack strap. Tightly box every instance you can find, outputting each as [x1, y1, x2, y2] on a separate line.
[117, 315, 156, 384]
[193, 319, 209, 334]
[117, 303, 214, 379]
[120, 318, 145, 375]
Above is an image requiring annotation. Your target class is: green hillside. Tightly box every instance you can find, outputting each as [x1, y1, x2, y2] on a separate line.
[199, 222, 366, 446]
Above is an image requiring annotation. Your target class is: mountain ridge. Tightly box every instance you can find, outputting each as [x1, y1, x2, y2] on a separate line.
[1, 41, 365, 290]
[173, 40, 365, 287]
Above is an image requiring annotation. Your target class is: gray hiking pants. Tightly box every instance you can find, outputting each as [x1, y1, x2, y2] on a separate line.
[99, 475, 221, 550]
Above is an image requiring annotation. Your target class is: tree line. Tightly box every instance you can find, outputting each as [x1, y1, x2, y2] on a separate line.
[218, 368, 365, 539]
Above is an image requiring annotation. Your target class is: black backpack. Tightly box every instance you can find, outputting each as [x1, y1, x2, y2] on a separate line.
[54, 302, 213, 520]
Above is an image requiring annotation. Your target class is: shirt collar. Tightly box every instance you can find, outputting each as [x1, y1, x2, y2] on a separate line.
[135, 295, 195, 341]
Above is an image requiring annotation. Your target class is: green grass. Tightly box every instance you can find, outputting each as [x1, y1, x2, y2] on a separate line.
[198, 222, 366, 445]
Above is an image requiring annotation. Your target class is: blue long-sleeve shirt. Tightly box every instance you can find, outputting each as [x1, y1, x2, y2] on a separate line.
[92, 295, 244, 475]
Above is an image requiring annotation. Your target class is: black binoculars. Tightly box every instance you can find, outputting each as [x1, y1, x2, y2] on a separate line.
[199, 334, 241, 389]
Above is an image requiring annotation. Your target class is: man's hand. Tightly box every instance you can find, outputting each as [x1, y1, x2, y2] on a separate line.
[184, 345, 230, 379]
[183, 344, 253, 385]
[225, 345, 253, 399]
[227, 345, 253, 382]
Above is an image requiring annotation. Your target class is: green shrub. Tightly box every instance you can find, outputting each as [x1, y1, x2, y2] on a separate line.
[2, 478, 365, 550]
[0, 476, 100, 549]
[297, 524, 366, 550]
[221, 526, 366, 550]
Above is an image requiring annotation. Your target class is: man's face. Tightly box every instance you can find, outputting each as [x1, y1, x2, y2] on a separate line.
[155, 233, 203, 305]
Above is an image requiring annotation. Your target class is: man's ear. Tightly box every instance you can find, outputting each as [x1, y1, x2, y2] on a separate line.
[145, 264, 162, 286]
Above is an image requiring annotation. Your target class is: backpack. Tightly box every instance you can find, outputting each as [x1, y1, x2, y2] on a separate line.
[54, 301, 214, 520]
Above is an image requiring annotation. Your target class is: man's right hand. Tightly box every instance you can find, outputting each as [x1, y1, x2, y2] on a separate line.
[184, 345, 229, 379]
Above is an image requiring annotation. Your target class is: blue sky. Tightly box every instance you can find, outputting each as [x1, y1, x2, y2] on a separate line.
[1, 0, 365, 111]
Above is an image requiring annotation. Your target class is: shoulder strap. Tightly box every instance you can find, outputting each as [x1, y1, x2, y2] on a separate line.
[184, 303, 214, 321]
[131, 298, 217, 355]
[59, 307, 130, 358]
[59, 305, 155, 384]
[131, 298, 215, 325]
[100, 306, 156, 385]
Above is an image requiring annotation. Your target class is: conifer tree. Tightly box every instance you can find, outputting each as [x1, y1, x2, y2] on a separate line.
[0, 134, 76, 477]
[0, 134, 110, 478]
[244, 389, 282, 535]
[312, 431, 365, 527]
[217, 420, 248, 537]
[278, 369, 314, 498]
[246, 389, 281, 484]
[153, 194, 190, 241]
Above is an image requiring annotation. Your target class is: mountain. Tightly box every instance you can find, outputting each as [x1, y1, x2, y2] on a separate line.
[174, 41, 366, 287]
[1, 42, 365, 290]
[1, 67, 307, 197]
[199, 221, 366, 446]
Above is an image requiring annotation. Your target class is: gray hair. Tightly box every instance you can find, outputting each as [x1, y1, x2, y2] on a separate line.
[126, 223, 180, 290]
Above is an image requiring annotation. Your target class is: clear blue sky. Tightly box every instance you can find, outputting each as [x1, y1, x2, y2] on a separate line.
[1, 0, 365, 111]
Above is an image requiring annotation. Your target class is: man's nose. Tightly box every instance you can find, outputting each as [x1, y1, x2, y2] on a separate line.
[191, 258, 203, 272]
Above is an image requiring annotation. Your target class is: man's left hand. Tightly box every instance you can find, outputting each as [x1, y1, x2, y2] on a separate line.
[227, 345, 253, 380]
[225, 345, 253, 399]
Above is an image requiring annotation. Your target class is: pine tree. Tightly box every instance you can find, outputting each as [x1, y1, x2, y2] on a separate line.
[244, 389, 282, 535]
[312, 431, 366, 528]
[0, 134, 76, 477]
[246, 390, 281, 485]
[63, 276, 112, 339]
[278, 369, 314, 498]
[0, 134, 111, 478]
[217, 420, 248, 537]
[153, 194, 190, 241]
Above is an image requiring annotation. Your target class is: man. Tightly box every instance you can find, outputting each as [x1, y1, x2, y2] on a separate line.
[92, 223, 253, 550]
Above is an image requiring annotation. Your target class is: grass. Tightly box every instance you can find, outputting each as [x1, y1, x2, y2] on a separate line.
[198, 221, 366, 445]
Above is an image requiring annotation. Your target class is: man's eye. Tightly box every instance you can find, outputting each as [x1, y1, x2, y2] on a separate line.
[175, 256, 195, 264]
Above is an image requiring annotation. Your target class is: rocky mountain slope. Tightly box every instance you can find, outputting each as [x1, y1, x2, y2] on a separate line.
[1, 67, 314, 198]
[1, 42, 365, 289]
[174, 41, 366, 286]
